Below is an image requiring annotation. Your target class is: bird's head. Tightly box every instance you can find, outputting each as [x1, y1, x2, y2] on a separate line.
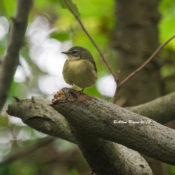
[62, 46, 93, 60]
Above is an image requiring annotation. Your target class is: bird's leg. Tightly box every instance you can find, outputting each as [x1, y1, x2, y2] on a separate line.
[72, 85, 84, 94]
[73, 85, 81, 91]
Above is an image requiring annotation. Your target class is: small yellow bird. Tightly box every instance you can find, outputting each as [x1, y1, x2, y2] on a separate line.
[62, 46, 97, 92]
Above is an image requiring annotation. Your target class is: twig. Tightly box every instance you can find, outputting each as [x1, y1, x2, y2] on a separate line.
[0, 0, 33, 111]
[63, 0, 118, 84]
[119, 35, 175, 88]
[13, 96, 20, 102]
[0, 137, 54, 166]
[113, 35, 175, 103]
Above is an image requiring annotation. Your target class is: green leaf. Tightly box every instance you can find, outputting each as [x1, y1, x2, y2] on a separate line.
[58, 0, 80, 17]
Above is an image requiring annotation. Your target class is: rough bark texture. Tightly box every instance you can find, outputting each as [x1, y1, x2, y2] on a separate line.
[8, 97, 74, 142]
[8, 90, 175, 174]
[129, 92, 175, 124]
[52, 89, 175, 165]
[64, 111, 152, 175]
[113, 0, 166, 173]
[0, 0, 33, 111]
[114, 0, 161, 105]
[7, 96, 154, 175]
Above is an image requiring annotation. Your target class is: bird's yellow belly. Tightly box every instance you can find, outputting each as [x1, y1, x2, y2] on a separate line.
[63, 59, 97, 88]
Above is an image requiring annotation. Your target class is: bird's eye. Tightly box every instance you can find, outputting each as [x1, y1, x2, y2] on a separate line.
[71, 50, 79, 56]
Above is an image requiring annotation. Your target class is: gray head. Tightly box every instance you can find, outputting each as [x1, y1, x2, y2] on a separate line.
[62, 46, 93, 60]
[62, 46, 97, 72]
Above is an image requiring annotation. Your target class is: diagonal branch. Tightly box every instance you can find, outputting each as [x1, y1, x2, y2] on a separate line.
[129, 92, 175, 124]
[63, 0, 175, 104]
[8, 97, 75, 143]
[7, 90, 175, 168]
[113, 35, 175, 103]
[63, 0, 118, 84]
[118, 35, 175, 89]
[7, 96, 153, 175]
[0, 0, 33, 111]
[7, 90, 175, 165]
[52, 88, 175, 165]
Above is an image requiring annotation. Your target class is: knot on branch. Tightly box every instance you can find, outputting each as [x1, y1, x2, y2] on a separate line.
[52, 88, 93, 105]
[11, 17, 21, 25]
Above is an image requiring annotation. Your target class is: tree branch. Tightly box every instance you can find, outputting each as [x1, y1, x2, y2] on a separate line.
[52, 88, 175, 165]
[118, 35, 175, 89]
[8, 97, 75, 143]
[63, 0, 118, 83]
[7, 96, 153, 175]
[0, 0, 33, 111]
[113, 35, 175, 103]
[129, 92, 175, 124]
[7, 90, 175, 167]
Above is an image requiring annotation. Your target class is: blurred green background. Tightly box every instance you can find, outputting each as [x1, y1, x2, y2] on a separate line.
[0, 0, 175, 174]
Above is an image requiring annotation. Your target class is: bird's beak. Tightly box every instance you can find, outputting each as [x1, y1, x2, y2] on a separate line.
[61, 51, 70, 55]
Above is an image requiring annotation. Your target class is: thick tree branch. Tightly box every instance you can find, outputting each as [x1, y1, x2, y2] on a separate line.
[7, 90, 175, 173]
[0, 0, 33, 111]
[113, 35, 175, 103]
[7, 97, 152, 175]
[52, 88, 175, 165]
[64, 108, 152, 175]
[129, 92, 175, 124]
[8, 97, 75, 142]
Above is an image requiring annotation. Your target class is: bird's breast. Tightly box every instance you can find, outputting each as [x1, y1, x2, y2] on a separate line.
[65, 59, 93, 74]
[62, 59, 97, 88]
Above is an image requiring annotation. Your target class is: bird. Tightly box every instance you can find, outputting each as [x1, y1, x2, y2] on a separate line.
[62, 46, 97, 92]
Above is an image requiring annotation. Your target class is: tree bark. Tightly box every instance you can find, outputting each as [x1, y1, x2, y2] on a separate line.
[7, 94, 156, 175]
[0, 0, 33, 111]
[114, 0, 161, 106]
[113, 0, 168, 173]
[129, 92, 175, 124]
[7, 89, 175, 167]
[52, 89, 175, 165]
